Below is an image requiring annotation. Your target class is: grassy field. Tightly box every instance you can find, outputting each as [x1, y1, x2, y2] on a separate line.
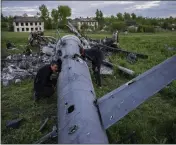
[1, 31, 176, 144]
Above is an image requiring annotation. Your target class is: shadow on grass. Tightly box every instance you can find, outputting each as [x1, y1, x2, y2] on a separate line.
[158, 81, 176, 106]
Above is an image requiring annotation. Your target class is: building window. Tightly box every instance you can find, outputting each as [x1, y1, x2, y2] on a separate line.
[17, 28, 19, 32]
[35, 22, 37, 26]
[16, 22, 19, 26]
[26, 28, 29, 31]
[40, 27, 41, 30]
[39, 22, 41, 25]
[30, 22, 33, 26]
[35, 27, 38, 31]
[21, 23, 24, 26]
[22, 28, 24, 31]
[26, 22, 28, 26]
[31, 28, 34, 31]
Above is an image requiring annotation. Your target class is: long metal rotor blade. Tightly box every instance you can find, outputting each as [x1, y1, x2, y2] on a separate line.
[97, 56, 176, 129]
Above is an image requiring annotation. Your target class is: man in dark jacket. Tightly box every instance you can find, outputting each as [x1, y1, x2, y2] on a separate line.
[33, 60, 62, 102]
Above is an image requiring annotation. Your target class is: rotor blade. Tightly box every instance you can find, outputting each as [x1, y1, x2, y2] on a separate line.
[97, 56, 176, 129]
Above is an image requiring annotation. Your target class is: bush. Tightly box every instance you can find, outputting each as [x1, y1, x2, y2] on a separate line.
[137, 25, 155, 33]
[137, 25, 144, 33]
[1, 22, 8, 31]
[111, 22, 126, 32]
[8, 24, 14, 32]
[144, 25, 155, 33]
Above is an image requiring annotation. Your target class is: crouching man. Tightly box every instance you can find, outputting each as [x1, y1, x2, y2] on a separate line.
[33, 60, 62, 102]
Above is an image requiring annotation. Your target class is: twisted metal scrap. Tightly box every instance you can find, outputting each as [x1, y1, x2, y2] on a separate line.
[1, 53, 53, 87]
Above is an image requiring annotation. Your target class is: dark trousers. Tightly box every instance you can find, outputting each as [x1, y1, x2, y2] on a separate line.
[34, 86, 55, 101]
[33, 77, 57, 101]
[92, 64, 101, 87]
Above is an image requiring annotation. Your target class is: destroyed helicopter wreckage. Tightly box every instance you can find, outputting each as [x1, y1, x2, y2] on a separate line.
[1, 21, 176, 144]
[2, 25, 140, 87]
[66, 21, 148, 61]
[41, 26, 176, 143]
[1, 31, 58, 87]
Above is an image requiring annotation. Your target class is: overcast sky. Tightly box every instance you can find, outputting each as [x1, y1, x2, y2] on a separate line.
[2, 1, 176, 18]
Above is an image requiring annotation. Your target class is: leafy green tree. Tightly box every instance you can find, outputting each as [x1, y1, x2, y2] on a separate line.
[51, 9, 59, 29]
[39, 4, 49, 21]
[111, 22, 126, 32]
[123, 12, 131, 20]
[116, 12, 123, 21]
[150, 19, 158, 26]
[131, 13, 136, 20]
[162, 22, 169, 29]
[7, 15, 14, 31]
[1, 14, 8, 30]
[39, 4, 50, 29]
[58, 5, 71, 29]
[95, 9, 99, 21]
[45, 17, 52, 30]
[95, 9, 104, 30]
[1, 22, 8, 31]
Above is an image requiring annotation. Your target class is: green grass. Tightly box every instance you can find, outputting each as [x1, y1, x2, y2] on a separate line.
[1, 31, 176, 144]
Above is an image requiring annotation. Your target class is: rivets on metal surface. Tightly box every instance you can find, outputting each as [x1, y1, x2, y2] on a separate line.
[87, 132, 90, 136]
[90, 90, 94, 95]
[68, 125, 78, 134]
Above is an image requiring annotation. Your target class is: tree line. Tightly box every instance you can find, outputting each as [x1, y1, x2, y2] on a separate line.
[1, 4, 176, 33]
[95, 10, 176, 32]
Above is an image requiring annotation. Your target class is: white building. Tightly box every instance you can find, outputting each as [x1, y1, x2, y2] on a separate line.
[13, 16, 44, 32]
[71, 17, 98, 30]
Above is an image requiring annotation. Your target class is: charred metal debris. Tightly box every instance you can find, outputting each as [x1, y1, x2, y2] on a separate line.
[2, 26, 146, 87]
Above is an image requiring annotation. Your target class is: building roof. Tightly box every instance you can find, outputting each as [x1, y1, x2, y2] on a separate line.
[13, 16, 43, 22]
